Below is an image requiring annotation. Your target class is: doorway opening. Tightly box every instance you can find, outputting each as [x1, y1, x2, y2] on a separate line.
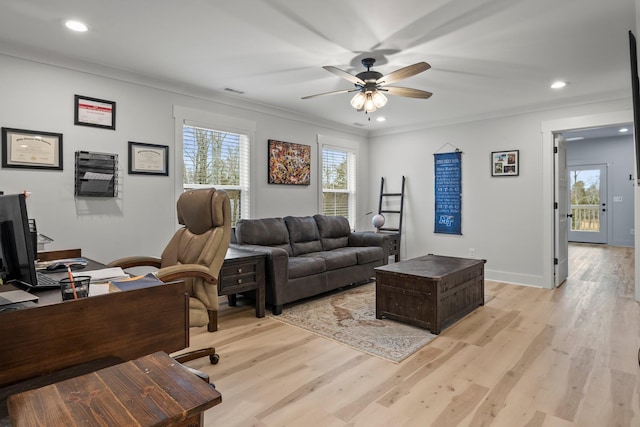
[542, 111, 635, 292]
[553, 121, 634, 289]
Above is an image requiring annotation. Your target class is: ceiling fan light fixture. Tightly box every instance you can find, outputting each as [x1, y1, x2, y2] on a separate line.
[371, 91, 388, 108]
[350, 92, 366, 110]
[364, 92, 377, 113]
[304, 58, 432, 115]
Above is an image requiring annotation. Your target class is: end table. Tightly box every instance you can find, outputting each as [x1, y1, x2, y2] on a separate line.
[218, 247, 266, 318]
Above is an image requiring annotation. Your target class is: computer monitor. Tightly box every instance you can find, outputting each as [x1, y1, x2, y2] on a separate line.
[0, 193, 38, 288]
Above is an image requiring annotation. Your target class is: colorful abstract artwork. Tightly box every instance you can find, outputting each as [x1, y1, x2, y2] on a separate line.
[268, 139, 311, 185]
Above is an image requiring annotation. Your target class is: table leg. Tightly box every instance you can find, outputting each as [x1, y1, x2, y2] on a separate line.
[228, 294, 237, 306]
[256, 284, 265, 318]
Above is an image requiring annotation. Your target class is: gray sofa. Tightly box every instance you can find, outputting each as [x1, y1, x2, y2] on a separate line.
[230, 214, 390, 314]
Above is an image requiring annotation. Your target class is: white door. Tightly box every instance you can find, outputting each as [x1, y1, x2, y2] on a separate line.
[568, 164, 608, 244]
[554, 134, 569, 287]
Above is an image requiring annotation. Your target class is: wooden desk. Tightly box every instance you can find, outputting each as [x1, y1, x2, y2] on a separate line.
[7, 352, 221, 427]
[0, 254, 190, 421]
[36, 248, 82, 262]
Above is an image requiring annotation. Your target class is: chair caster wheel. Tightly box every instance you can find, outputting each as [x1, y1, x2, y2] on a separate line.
[210, 353, 220, 364]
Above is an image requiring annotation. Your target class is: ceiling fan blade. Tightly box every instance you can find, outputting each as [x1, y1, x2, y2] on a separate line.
[301, 88, 356, 100]
[323, 66, 365, 86]
[377, 62, 431, 86]
[384, 86, 433, 99]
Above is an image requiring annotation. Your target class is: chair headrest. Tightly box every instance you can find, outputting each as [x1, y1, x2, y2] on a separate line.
[177, 188, 228, 235]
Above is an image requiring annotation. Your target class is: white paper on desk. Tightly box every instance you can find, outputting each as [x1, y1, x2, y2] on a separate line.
[89, 283, 110, 296]
[81, 267, 129, 283]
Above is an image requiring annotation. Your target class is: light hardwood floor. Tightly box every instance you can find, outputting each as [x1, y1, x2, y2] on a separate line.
[180, 244, 638, 426]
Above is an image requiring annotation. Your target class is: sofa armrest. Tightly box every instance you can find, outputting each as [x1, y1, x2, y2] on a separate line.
[348, 232, 390, 260]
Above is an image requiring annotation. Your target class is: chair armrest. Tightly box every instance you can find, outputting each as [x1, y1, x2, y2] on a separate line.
[157, 264, 218, 285]
[107, 256, 162, 269]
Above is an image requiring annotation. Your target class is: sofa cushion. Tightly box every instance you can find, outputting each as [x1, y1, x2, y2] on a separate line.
[288, 256, 326, 279]
[313, 215, 350, 251]
[235, 218, 292, 255]
[284, 216, 322, 256]
[333, 246, 384, 265]
[303, 250, 357, 271]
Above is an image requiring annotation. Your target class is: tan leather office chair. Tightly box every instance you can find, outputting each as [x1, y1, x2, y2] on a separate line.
[109, 188, 231, 364]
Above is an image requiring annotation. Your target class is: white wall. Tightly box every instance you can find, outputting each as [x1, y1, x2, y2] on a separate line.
[0, 55, 368, 262]
[369, 99, 632, 287]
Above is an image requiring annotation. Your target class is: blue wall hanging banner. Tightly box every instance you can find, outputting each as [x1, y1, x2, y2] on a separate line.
[434, 151, 462, 235]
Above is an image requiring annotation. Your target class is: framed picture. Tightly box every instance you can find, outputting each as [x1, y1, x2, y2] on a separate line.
[74, 94, 116, 130]
[491, 149, 519, 176]
[1, 127, 63, 170]
[128, 141, 169, 176]
[268, 139, 311, 185]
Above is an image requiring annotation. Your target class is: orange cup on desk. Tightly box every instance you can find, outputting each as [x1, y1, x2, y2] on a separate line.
[59, 276, 91, 301]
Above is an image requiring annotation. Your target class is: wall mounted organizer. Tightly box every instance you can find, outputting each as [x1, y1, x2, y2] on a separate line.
[74, 151, 118, 197]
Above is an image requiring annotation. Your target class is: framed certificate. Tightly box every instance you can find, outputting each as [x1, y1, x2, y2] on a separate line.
[128, 141, 169, 176]
[74, 95, 116, 130]
[1, 127, 63, 170]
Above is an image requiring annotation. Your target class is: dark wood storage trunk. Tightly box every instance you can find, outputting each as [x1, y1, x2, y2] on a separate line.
[375, 254, 485, 334]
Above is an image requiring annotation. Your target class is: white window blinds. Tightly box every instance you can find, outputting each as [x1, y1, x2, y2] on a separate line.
[182, 124, 250, 225]
[321, 145, 356, 226]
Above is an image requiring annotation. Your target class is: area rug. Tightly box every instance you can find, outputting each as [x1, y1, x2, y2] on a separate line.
[270, 283, 494, 363]
[270, 282, 492, 363]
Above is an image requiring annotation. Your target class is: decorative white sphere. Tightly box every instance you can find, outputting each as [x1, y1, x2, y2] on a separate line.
[371, 214, 385, 229]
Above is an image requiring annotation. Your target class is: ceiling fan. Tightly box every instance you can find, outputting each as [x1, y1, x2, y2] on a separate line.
[302, 57, 432, 113]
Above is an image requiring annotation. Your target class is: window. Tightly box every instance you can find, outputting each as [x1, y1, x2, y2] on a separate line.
[321, 145, 356, 225]
[182, 124, 249, 225]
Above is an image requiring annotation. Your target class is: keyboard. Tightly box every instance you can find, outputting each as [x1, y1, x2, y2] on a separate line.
[36, 271, 62, 289]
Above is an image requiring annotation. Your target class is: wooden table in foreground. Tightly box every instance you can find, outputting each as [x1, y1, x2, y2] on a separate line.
[0, 251, 190, 423]
[375, 254, 486, 334]
[7, 351, 221, 427]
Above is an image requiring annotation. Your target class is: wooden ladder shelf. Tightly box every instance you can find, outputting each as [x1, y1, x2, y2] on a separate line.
[377, 176, 405, 262]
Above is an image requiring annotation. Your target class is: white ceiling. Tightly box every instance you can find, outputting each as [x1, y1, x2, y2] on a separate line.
[0, 0, 635, 134]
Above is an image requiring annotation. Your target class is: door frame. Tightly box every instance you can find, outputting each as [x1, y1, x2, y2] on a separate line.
[541, 110, 633, 291]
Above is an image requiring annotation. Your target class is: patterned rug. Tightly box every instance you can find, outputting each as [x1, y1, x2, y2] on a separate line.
[270, 282, 491, 363]
[270, 282, 494, 363]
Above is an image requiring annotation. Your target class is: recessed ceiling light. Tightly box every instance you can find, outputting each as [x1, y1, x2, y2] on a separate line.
[64, 20, 88, 32]
[619, 127, 629, 133]
[376, 117, 386, 122]
[565, 136, 584, 141]
[550, 81, 567, 89]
